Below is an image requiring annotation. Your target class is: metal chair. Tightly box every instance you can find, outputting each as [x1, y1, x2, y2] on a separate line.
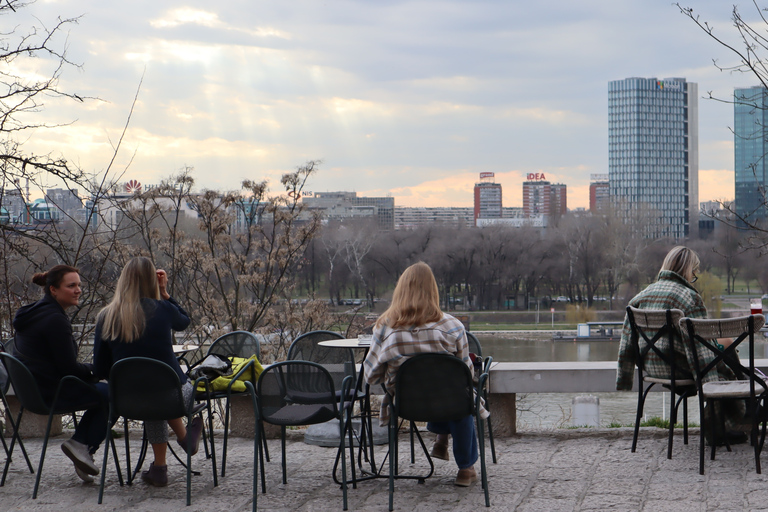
[0, 340, 34, 477]
[255, 360, 352, 510]
[680, 314, 768, 475]
[466, 332, 497, 463]
[626, 307, 695, 458]
[387, 353, 490, 511]
[199, 330, 263, 476]
[287, 330, 364, 484]
[98, 357, 219, 507]
[0, 352, 112, 498]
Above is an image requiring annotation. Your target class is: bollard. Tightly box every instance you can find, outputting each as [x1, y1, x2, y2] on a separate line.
[572, 395, 599, 427]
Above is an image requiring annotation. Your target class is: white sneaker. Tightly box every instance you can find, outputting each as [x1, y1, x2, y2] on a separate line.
[75, 465, 94, 483]
[61, 438, 99, 476]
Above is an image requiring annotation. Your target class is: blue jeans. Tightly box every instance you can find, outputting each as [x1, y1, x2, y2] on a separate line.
[427, 415, 478, 469]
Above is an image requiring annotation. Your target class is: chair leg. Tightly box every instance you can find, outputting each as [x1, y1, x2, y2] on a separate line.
[98, 419, 114, 504]
[1, 408, 33, 487]
[409, 421, 416, 463]
[32, 411, 57, 499]
[682, 396, 689, 445]
[221, 396, 232, 477]
[281, 425, 287, 485]
[477, 415, 490, 507]
[1, 402, 34, 477]
[632, 383, 652, 452]
[486, 413, 497, 464]
[260, 421, 270, 462]
[388, 414, 396, 512]
[126, 420, 137, 484]
[667, 390, 676, 459]
[339, 413, 348, 511]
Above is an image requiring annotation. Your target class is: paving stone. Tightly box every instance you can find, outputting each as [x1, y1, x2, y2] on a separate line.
[4, 428, 768, 511]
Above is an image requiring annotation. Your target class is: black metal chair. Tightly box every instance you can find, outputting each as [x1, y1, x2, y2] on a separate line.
[0, 352, 113, 498]
[255, 360, 352, 510]
[680, 314, 768, 475]
[97, 357, 219, 506]
[0, 340, 34, 476]
[466, 332, 497, 463]
[198, 330, 263, 476]
[287, 330, 368, 481]
[626, 307, 695, 459]
[387, 353, 490, 511]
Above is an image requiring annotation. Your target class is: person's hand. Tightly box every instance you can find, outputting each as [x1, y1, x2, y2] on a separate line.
[157, 269, 171, 300]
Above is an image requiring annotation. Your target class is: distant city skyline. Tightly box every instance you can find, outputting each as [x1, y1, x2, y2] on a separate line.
[12, 1, 755, 209]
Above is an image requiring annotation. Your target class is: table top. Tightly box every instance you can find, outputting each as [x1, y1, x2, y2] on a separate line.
[318, 338, 372, 349]
[172, 344, 200, 354]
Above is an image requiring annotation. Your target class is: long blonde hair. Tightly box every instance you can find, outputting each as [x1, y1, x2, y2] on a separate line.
[660, 246, 700, 282]
[98, 257, 160, 342]
[375, 261, 443, 329]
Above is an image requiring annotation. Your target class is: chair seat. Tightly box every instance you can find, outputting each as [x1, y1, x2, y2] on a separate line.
[644, 376, 695, 386]
[702, 380, 767, 399]
[263, 404, 336, 425]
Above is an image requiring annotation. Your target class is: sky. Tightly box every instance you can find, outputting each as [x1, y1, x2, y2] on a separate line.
[11, 0, 766, 208]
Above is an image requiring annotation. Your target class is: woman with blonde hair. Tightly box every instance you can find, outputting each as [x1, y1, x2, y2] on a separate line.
[364, 261, 486, 487]
[93, 257, 202, 487]
[616, 245, 745, 445]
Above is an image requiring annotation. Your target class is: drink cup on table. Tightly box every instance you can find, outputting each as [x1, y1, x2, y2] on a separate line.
[751, 298, 763, 316]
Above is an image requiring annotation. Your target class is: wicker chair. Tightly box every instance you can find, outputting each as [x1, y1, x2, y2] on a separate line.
[626, 307, 695, 459]
[680, 314, 768, 475]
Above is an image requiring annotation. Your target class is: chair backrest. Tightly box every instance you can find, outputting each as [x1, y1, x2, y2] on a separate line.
[208, 331, 261, 360]
[394, 353, 474, 423]
[0, 340, 8, 395]
[257, 360, 338, 425]
[626, 307, 685, 378]
[287, 330, 352, 389]
[466, 332, 482, 357]
[0, 352, 50, 415]
[108, 357, 187, 421]
[680, 314, 767, 383]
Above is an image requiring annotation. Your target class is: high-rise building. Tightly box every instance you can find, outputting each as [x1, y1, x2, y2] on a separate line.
[589, 174, 610, 213]
[734, 86, 768, 225]
[473, 173, 502, 226]
[551, 183, 567, 216]
[523, 179, 551, 217]
[608, 77, 699, 238]
[522, 173, 567, 218]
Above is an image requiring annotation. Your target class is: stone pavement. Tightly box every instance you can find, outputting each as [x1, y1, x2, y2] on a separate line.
[3, 427, 768, 511]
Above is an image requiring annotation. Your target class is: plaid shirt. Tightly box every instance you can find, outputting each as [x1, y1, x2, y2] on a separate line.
[364, 313, 487, 423]
[616, 270, 735, 391]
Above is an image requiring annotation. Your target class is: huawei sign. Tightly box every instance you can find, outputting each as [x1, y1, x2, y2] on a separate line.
[125, 180, 142, 194]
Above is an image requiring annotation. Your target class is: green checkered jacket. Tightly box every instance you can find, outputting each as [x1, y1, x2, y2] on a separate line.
[615, 270, 734, 391]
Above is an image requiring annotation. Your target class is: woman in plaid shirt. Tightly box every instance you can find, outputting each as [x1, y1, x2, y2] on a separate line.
[616, 246, 745, 444]
[364, 261, 485, 487]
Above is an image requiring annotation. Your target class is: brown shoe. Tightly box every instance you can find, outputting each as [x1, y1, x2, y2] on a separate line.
[454, 467, 477, 487]
[430, 441, 449, 461]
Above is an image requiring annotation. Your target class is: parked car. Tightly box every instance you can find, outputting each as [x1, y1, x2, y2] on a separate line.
[554, 296, 570, 302]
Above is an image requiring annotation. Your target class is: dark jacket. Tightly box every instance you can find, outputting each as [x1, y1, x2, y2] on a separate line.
[92, 297, 191, 383]
[12, 294, 93, 401]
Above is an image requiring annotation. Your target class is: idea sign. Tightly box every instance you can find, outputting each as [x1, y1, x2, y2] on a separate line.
[527, 173, 547, 181]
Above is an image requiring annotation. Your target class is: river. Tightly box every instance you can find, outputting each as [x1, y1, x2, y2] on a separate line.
[476, 332, 768, 429]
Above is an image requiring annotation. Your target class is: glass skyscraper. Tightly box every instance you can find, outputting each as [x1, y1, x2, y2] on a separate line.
[734, 86, 768, 225]
[608, 77, 698, 239]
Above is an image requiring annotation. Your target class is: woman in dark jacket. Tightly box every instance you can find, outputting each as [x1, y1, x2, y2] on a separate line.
[13, 265, 108, 482]
[92, 256, 201, 487]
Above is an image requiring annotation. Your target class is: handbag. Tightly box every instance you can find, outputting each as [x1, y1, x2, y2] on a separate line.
[188, 353, 233, 381]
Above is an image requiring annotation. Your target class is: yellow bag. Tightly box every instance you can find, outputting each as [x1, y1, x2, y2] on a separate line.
[196, 355, 263, 393]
